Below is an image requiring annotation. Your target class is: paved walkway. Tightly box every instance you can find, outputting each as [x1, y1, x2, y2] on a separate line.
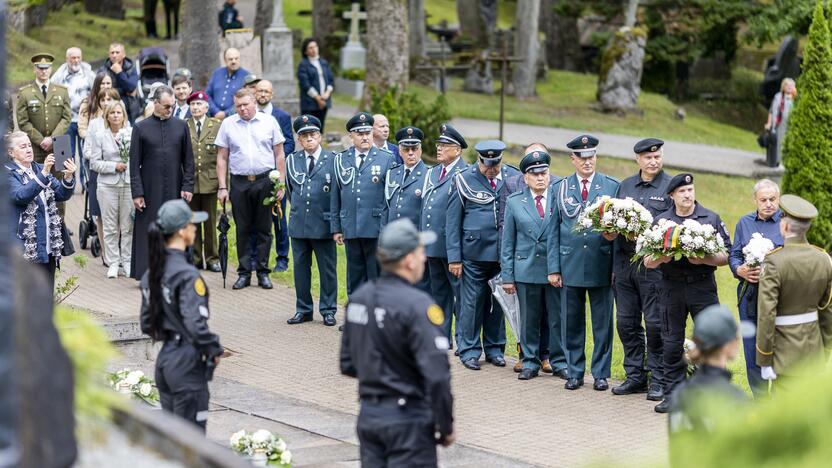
[60, 195, 667, 467]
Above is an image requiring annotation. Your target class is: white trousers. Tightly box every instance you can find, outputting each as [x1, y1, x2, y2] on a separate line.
[97, 183, 134, 267]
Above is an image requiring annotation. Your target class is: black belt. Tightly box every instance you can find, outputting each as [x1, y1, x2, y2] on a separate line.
[662, 273, 712, 284]
[360, 395, 421, 406]
[231, 171, 270, 182]
[164, 332, 184, 344]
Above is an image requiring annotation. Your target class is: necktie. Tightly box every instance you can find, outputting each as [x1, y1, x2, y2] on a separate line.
[196, 120, 202, 137]
[357, 154, 365, 170]
[439, 167, 447, 182]
[308, 155, 315, 174]
[404, 168, 411, 183]
[581, 179, 589, 202]
[535, 195, 545, 219]
[41, 85, 47, 99]
[490, 179, 497, 191]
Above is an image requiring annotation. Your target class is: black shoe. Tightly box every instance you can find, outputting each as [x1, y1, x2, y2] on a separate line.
[338, 325, 343, 332]
[654, 398, 670, 414]
[565, 378, 584, 390]
[257, 273, 273, 289]
[486, 355, 506, 367]
[593, 378, 609, 391]
[462, 359, 481, 370]
[612, 379, 648, 395]
[647, 384, 665, 401]
[553, 368, 569, 380]
[207, 262, 222, 273]
[323, 314, 337, 326]
[518, 368, 539, 380]
[454, 349, 459, 356]
[287, 312, 312, 325]
[273, 257, 289, 273]
[232, 275, 251, 290]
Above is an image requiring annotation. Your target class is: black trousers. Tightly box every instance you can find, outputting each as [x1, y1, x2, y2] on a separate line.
[659, 275, 719, 395]
[230, 174, 273, 276]
[345, 238, 379, 296]
[357, 400, 438, 468]
[143, 0, 159, 37]
[614, 265, 664, 385]
[155, 341, 210, 432]
[37, 255, 57, 291]
[305, 108, 328, 133]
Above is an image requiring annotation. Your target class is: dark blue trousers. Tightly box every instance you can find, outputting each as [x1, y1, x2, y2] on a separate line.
[344, 238, 379, 297]
[517, 282, 566, 372]
[273, 196, 290, 260]
[427, 256, 460, 347]
[737, 282, 766, 398]
[291, 237, 338, 317]
[563, 285, 614, 379]
[457, 260, 506, 362]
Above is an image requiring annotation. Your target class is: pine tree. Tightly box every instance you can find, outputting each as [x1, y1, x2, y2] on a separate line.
[781, 1, 832, 249]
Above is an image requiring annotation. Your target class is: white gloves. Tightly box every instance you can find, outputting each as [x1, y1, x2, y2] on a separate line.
[761, 366, 778, 380]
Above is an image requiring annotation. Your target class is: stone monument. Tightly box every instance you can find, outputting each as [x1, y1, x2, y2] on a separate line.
[596, 26, 646, 114]
[340, 2, 367, 70]
[262, 0, 299, 114]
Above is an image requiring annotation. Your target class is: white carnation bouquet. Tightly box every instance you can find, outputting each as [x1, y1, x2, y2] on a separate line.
[115, 127, 131, 163]
[742, 233, 775, 267]
[575, 196, 653, 239]
[108, 368, 159, 405]
[230, 429, 292, 467]
[633, 218, 726, 262]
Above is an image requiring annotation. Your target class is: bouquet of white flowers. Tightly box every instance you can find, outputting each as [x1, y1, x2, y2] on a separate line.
[633, 218, 727, 263]
[108, 368, 159, 405]
[575, 196, 653, 239]
[742, 233, 775, 267]
[263, 170, 287, 227]
[229, 429, 292, 467]
[115, 127, 131, 163]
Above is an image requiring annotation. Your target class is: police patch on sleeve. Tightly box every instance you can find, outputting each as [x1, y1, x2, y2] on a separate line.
[427, 304, 444, 326]
[194, 277, 207, 296]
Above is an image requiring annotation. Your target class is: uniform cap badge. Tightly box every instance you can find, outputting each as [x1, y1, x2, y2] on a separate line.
[302, 116, 309, 122]
[407, 127, 413, 135]
[441, 124, 447, 131]
[581, 136, 589, 144]
[685, 175, 692, 183]
[651, 145, 657, 152]
[488, 151, 494, 156]
[359, 114, 366, 121]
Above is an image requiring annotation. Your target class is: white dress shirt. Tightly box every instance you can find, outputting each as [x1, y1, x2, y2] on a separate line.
[174, 102, 189, 120]
[215, 112, 286, 176]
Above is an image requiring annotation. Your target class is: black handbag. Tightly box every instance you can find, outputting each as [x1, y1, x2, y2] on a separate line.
[61, 220, 75, 257]
[757, 131, 772, 148]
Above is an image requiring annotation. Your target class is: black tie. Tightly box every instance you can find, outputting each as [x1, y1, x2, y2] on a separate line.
[196, 120, 202, 137]
[357, 154, 365, 169]
[41, 85, 47, 99]
[404, 168, 411, 183]
[308, 155, 315, 174]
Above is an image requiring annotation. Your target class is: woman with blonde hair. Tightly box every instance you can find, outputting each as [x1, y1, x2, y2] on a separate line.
[89, 101, 134, 277]
[764, 77, 797, 166]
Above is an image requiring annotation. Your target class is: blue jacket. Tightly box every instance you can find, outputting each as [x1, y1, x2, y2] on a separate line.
[547, 172, 620, 287]
[378, 141, 402, 165]
[266, 106, 294, 155]
[286, 148, 336, 239]
[97, 57, 138, 97]
[8, 162, 75, 264]
[501, 187, 555, 284]
[330, 146, 396, 239]
[297, 58, 334, 113]
[206, 66, 250, 115]
[420, 159, 469, 259]
[446, 163, 522, 264]
[383, 160, 427, 229]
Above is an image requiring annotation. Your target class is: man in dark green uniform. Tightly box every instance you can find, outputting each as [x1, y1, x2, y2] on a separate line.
[186, 90, 222, 272]
[16, 53, 72, 166]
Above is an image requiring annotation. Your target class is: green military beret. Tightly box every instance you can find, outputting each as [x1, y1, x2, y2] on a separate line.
[779, 194, 818, 221]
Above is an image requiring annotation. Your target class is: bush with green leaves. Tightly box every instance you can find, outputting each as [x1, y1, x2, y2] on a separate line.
[367, 86, 451, 165]
[781, 1, 832, 250]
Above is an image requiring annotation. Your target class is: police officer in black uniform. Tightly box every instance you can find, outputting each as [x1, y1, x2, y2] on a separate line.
[340, 218, 455, 467]
[140, 199, 224, 431]
[611, 138, 672, 401]
[644, 173, 731, 413]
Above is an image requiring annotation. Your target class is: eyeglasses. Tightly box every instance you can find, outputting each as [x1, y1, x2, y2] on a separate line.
[436, 143, 458, 150]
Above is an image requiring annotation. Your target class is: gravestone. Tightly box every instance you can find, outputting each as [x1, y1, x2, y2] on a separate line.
[463, 52, 494, 95]
[263, 0, 300, 114]
[597, 26, 646, 113]
[340, 2, 367, 70]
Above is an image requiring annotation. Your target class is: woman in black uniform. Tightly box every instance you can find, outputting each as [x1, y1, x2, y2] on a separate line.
[140, 199, 223, 431]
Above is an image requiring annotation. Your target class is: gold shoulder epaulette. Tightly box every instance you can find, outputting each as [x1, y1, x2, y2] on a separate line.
[765, 246, 783, 257]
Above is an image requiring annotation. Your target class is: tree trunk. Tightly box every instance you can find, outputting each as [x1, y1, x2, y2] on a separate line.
[512, 0, 541, 99]
[255, 0, 274, 38]
[312, 0, 335, 44]
[409, 0, 426, 59]
[545, 0, 582, 71]
[84, 0, 124, 19]
[457, 0, 486, 44]
[179, 0, 221, 89]
[361, 0, 409, 108]
[624, 0, 639, 27]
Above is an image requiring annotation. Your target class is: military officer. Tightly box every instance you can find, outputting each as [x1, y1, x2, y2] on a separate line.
[501, 150, 568, 380]
[644, 173, 731, 413]
[186, 90, 222, 272]
[756, 194, 832, 389]
[547, 134, 620, 391]
[611, 138, 672, 401]
[286, 115, 339, 327]
[421, 123, 469, 349]
[16, 53, 72, 166]
[331, 112, 396, 297]
[340, 219, 454, 466]
[447, 140, 521, 370]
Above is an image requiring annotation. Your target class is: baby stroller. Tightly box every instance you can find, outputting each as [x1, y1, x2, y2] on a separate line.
[78, 179, 101, 258]
[137, 47, 170, 98]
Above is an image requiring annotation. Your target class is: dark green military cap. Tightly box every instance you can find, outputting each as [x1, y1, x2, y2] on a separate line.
[779, 194, 818, 221]
[157, 199, 208, 234]
[377, 219, 436, 262]
[31, 53, 54, 69]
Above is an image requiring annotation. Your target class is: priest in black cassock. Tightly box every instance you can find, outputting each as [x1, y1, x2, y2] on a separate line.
[129, 85, 195, 279]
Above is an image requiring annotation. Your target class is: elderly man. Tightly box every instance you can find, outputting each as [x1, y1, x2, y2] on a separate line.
[549, 135, 620, 391]
[216, 88, 286, 290]
[729, 179, 784, 397]
[611, 138, 672, 401]
[206, 48, 249, 119]
[372, 114, 401, 164]
[331, 112, 396, 302]
[645, 173, 731, 413]
[421, 124, 469, 349]
[756, 195, 832, 390]
[129, 85, 195, 279]
[50, 47, 95, 167]
[447, 140, 521, 370]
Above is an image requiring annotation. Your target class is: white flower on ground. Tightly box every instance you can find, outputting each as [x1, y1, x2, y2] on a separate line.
[139, 382, 153, 397]
[252, 429, 272, 446]
[268, 170, 281, 181]
[280, 450, 292, 464]
[230, 430, 246, 447]
[125, 370, 144, 385]
[274, 438, 287, 452]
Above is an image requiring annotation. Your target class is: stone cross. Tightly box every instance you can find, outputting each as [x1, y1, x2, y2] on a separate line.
[342, 2, 367, 45]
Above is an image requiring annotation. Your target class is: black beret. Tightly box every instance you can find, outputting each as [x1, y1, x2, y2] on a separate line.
[634, 137, 664, 154]
[667, 173, 694, 194]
